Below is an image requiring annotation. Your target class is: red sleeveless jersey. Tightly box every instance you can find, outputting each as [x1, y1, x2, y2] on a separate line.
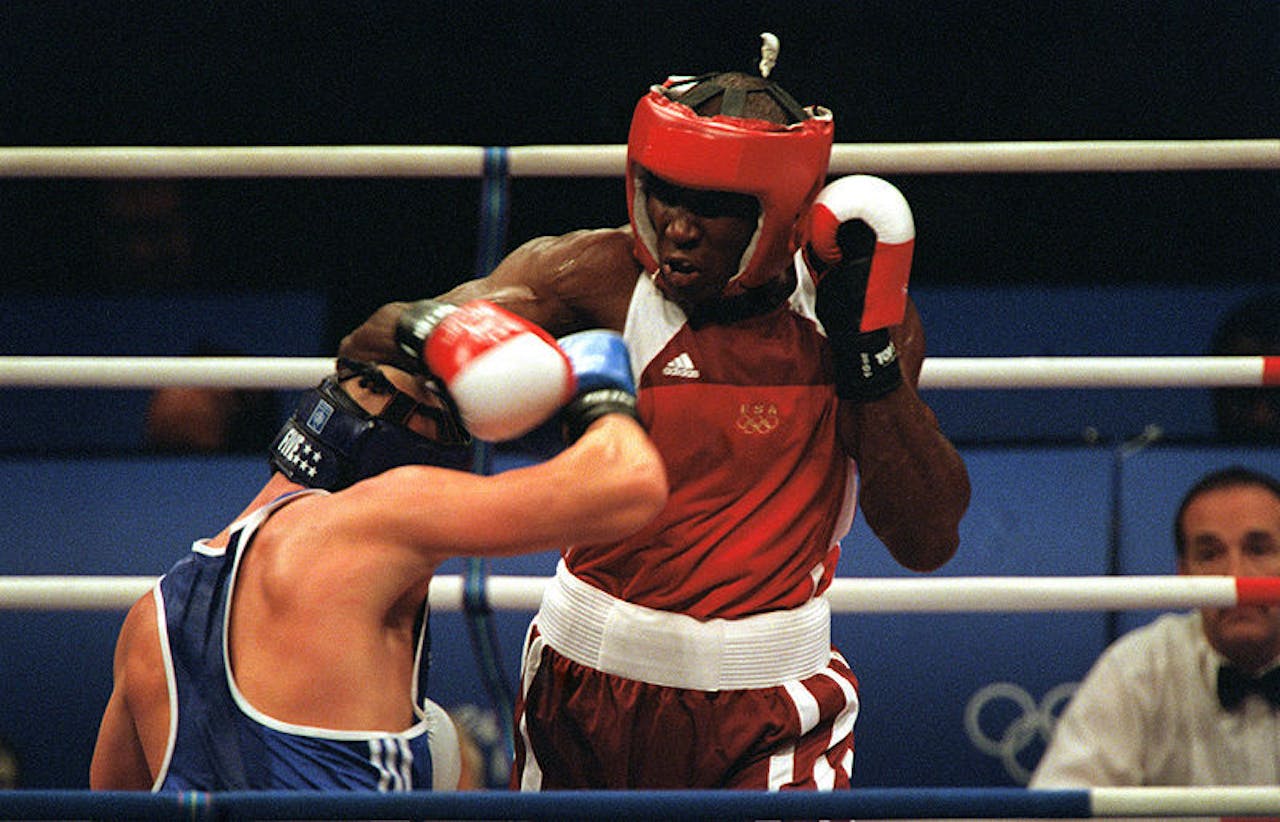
[565, 264, 857, 619]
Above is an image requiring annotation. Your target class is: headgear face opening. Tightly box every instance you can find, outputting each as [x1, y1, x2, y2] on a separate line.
[268, 361, 473, 490]
[626, 75, 834, 295]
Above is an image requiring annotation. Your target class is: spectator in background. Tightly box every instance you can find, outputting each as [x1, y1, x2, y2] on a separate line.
[1031, 466, 1280, 786]
[1210, 292, 1280, 444]
[91, 180, 196, 292]
[0, 735, 19, 788]
[144, 343, 281, 455]
[89, 184, 286, 455]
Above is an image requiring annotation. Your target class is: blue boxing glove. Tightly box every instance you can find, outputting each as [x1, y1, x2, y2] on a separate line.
[557, 330, 640, 443]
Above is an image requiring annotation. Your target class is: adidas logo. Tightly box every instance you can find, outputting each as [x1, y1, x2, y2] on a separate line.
[661, 352, 700, 379]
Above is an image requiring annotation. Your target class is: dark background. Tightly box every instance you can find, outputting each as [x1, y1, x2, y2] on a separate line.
[0, 1, 1276, 351]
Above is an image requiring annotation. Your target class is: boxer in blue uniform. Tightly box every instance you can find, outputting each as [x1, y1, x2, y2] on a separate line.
[90, 314, 666, 792]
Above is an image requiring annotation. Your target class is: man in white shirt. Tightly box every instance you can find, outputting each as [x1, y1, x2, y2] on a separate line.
[1031, 465, 1280, 786]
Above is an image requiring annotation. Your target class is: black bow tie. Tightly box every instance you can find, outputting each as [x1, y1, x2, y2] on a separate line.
[1217, 665, 1280, 710]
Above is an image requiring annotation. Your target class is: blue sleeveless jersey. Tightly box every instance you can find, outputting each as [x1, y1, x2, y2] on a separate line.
[153, 491, 458, 792]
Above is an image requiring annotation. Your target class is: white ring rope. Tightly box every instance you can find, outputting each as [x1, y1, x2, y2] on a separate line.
[1091, 785, 1280, 818]
[4, 574, 1277, 613]
[0, 140, 1275, 178]
[0, 356, 335, 390]
[1, 355, 1277, 390]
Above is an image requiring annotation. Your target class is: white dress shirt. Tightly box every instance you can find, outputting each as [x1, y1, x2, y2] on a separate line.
[1031, 611, 1280, 787]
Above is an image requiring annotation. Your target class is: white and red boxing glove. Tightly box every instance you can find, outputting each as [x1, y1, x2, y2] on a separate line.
[803, 175, 916, 401]
[396, 299, 574, 441]
[805, 174, 915, 332]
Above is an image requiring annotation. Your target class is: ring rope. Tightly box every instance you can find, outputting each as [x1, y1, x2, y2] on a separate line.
[0, 355, 1276, 390]
[4, 575, 1277, 613]
[0, 140, 1275, 178]
[0, 786, 1277, 820]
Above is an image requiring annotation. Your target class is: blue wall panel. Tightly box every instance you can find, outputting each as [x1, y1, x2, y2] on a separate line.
[0, 447, 1140, 789]
[0, 293, 325, 453]
[1, 278, 1277, 788]
[0, 456, 264, 789]
[913, 285, 1263, 443]
[2, 445, 1273, 789]
[838, 448, 1114, 787]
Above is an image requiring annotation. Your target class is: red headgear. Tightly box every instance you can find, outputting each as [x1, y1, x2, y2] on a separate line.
[626, 76, 834, 295]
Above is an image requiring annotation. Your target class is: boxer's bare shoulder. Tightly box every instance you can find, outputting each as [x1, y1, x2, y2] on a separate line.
[449, 226, 641, 333]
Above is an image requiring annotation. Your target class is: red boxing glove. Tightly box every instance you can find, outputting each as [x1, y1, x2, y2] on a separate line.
[805, 174, 915, 332]
[400, 299, 574, 441]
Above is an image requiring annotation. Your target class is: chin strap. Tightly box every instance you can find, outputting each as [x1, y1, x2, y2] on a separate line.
[687, 271, 795, 328]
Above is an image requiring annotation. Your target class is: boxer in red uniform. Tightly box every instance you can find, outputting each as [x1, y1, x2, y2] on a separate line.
[341, 60, 971, 790]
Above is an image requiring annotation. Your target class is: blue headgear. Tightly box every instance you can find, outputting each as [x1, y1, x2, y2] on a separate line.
[268, 359, 473, 490]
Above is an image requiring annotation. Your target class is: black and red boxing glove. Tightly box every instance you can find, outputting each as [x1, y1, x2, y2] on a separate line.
[803, 175, 916, 402]
[395, 299, 574, 441]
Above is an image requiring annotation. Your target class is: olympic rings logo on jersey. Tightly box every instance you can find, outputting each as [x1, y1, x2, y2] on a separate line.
[736, 402, 780, 435]
[963, 681, 1077, 784]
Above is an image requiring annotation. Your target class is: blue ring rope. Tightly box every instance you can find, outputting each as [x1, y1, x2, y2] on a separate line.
[463, 145, 517, 764]
[0, 788, 1096, 820]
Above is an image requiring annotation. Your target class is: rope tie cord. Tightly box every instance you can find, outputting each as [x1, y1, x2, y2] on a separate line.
[463, 145, 518, 759]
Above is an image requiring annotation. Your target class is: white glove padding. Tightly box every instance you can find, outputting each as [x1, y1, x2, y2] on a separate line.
[805, 174, 915, 333]
[405, 300, 574, 441]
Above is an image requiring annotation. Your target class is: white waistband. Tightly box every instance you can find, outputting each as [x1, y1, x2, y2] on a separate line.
[533, 560, 831, 691]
